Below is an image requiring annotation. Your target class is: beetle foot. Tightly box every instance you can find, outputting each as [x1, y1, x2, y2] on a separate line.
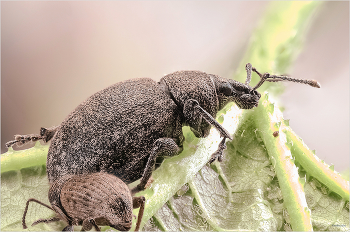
[131, 185, 144, 195]
[145, 176, 154, 189]
[208, 137, 227, 164]
[209, 151, 223, 164]
[131, 178, 153, 195]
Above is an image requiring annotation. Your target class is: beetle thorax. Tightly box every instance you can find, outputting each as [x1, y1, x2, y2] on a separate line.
[160, 70, 219, 118]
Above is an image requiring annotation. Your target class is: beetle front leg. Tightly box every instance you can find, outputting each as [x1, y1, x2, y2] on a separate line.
[62, 225, 74, 232]
[183, 99, 231, 163]
[81, 219, 100, 232]
[183, 99, 232, 140]
[131, 138, 180, 194]
[208, 137, 227, 164]
[6, 125, 59, 148]
[133, 196, 146, 231]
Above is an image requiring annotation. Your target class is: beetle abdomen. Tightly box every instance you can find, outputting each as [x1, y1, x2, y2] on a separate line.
[47, 78, 179, 184]
[60, 172, 133, 225]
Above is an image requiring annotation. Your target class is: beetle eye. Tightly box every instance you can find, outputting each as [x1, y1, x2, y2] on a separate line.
[220, 83, 233, 96]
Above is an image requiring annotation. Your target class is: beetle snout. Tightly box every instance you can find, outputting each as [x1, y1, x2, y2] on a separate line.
[236, 93, 260, 109]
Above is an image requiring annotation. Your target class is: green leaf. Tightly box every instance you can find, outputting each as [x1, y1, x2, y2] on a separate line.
[1, 165, 65, 231]
[3, 1, 349, 232]
[139, 99, 349, 231]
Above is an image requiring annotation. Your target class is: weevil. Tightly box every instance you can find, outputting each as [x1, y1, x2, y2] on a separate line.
[22, 172, 145, 231]
[7, 63, 320, 193]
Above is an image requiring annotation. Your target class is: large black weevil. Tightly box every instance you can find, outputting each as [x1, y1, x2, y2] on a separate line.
[22, 172, 145, 231]
[7, 63, 320, 193]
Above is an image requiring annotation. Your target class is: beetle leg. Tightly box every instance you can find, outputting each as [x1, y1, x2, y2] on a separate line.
[51, 204, 72, 225]
[6, 134, 43, 148]
[40, 125, 59, 142]
[133, 196, 146, 231]
[91, 219, 100, 231]
[183, 99, 232, 140]
[81, 219, 92, 231]
[208, 137, 227, 164]
[131, 138, 180, 194]
[31, 217, 61, 227]
[6, 125, 58, 148]
[81, 218, 100, 231]
[62, 225, 74, 232]
[22, 198, 55, 229]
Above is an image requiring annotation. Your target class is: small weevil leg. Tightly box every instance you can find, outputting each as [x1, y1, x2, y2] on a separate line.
[6, 125, 58, 148]
[131, 138, 180, 194]
[62, 225, 74, 232]
[40, 125, 59, 142]
[133, 196, 146, 231]
[31, 217, 61, 227]
[22, 198, 54, 229]
[81, 219, 92, 231]
[183, 99, 232, 140]
[91, 220, 101, 231]
[6, 134, 42, 148]
[51, 204, 71, 225]
[81, 219, 100, 231]
[208, 137, 227, 164]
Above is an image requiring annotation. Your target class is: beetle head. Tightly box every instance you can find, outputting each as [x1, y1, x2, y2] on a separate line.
[105, 197, 133, 231]
[214, 63, 320, 111]
[215, 77, 261, 110]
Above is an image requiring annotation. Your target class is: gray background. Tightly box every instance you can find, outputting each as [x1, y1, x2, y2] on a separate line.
[2, 2, 349, 172]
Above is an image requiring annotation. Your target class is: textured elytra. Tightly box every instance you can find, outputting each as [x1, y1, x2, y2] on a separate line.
[45, 70, 260, 193]
[23, 172, 145, 231]
[60, 173, 133, 226]
[7, 66, 318, 194]
[47, 78, 180, 185]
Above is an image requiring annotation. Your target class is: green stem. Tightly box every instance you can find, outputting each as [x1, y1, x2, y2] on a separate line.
[284, 129, 349, 200]
[1, 142, 49, 173]
[254, 94, 313, 231]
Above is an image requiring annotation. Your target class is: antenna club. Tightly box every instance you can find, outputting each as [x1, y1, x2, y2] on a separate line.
[309, 80, 321, 88]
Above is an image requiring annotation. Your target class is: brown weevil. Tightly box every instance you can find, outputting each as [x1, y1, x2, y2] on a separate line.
[22, 172, 145, 231]
[7, 63, 320, 194]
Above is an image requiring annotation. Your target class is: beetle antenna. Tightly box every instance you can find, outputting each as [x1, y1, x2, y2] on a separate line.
[249, 65, 321, 91]
[22, 198, 54, 229]
[245, 63, 253, 85]
[265, 74, 321, 88]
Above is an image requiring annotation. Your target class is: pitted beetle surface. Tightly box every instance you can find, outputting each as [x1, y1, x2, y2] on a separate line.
[22, 172, 145, 231]
[7, 64, 320, 194]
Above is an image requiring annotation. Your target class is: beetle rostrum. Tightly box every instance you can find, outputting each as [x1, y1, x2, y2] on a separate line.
[7, 63, 320, 194]
[22, 172, 146, 231]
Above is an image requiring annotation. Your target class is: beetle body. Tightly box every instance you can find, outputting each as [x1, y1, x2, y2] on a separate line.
[47, 77, 181, 185]
[22, 172, 145, 231]
[47, 71, 248, 185]
[8, 64, 320, 193]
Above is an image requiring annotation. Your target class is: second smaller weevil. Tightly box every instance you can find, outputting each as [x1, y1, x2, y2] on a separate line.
[22, 172, 145, 231]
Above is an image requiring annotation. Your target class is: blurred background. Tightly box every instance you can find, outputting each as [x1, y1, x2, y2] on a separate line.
[1, 2, 349, 172]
